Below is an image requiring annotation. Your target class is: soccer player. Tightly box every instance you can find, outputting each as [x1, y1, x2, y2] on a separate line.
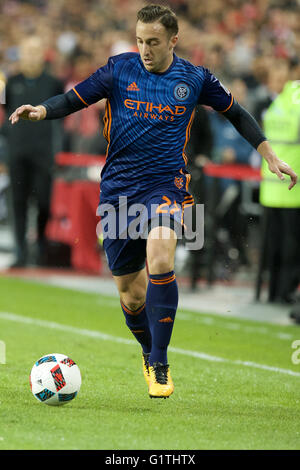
[9, 4, 297, 398]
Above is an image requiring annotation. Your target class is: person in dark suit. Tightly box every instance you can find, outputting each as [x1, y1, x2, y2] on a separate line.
[2, 36, 64, 267]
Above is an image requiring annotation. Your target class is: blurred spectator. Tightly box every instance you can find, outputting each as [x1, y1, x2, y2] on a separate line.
[259, 77, 300, 304]
[186, 106, 213, 203]
[1, 36, 64, 267]
[208, 78, 258, 185]
[0, 164, 9, 223]
[185, 105, 213, 289]
[253, 58, 290, 125]
[205, 78, 260, 268]
[202, 44, 232, 85]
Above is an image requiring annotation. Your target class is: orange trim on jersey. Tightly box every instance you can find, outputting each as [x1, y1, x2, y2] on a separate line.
[183, 196, 194, 204]
[181, 195, 195, 225]
[182, 198, 194, 208]
[121, 302, 145, 315]
[103, 100, 112, 155]
[220, 94, 233, 113]
[182, 109, 195, 166]
[179, 169, 192, 192]
[72, 87, 89, 107]
[185, 173, 191, 192]
[103, 100, 109, 140]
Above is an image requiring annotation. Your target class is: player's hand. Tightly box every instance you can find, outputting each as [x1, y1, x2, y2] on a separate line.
[9, 104, 46, 125]
[266, 156, 298, 190]
[257, 141, 298, 190]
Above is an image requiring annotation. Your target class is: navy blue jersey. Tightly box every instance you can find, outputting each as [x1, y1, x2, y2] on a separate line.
[71, 52, 233, 204]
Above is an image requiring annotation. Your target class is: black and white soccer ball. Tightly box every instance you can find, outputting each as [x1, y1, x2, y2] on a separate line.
[30, 353, 81, 406]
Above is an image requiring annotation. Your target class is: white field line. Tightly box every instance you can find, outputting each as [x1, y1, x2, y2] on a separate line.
[0, 311, 300, 378]
[176, 312, 294, 341]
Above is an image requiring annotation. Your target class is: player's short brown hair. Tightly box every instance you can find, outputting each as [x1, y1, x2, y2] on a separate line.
[137, 4, 179, 37]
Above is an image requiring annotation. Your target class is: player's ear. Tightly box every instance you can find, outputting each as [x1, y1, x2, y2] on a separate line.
[169, 34, 178, 50]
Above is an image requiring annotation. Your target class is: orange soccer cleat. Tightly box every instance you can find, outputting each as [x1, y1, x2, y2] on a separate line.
[148, 362, 174, 399]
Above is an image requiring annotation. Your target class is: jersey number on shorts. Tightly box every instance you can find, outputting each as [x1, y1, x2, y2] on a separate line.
[156, 196, 181, 215]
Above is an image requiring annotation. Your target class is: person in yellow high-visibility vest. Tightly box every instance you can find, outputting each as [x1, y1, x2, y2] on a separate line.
[259, 80, 300, 303]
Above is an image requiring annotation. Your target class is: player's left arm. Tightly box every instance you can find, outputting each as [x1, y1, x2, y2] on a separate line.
[222, 100, 297, 190]
[198, 68, 297, 190]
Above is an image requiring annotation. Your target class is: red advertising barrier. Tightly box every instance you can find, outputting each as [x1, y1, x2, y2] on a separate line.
[203, 162, 261, 181]
[55, 152, 106, 168]
[46, 152, 106, 273]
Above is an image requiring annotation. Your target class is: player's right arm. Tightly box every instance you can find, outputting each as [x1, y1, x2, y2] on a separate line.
[9, 57, 115, 125]
[9, 88, 88, 124]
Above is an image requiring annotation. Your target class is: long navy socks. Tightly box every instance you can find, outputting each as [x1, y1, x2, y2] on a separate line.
[121, 302, 152, 354]
[146, 271, 178, 366]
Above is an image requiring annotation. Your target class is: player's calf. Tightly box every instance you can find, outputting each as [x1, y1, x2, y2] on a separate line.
[146, 271, 178, 366]
[120, 301, 152, 355]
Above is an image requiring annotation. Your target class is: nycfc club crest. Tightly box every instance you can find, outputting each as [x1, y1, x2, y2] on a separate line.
[174, 83, 190, 101]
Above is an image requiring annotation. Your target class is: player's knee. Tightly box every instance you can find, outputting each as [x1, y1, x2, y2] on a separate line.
[120, 293, 146, 313]
[119, 283, 146, 312]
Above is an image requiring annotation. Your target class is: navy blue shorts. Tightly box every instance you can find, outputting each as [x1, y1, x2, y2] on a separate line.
[100, 175, 194, 276]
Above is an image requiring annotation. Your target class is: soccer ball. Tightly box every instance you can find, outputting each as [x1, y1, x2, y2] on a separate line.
[30, 353, 81, 406]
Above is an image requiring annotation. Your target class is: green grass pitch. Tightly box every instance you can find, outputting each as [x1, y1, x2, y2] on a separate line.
[0, 276, 300, 450]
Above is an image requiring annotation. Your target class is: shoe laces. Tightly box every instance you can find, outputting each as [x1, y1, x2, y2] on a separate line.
[143, 352, 150, 369]
[152, 362, 169, 384]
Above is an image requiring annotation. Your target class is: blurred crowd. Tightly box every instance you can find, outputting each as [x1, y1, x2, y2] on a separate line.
[0, 0, 298, 184]
[0, 0, 299, 102]
[0, 0, 299, 297]
[0, 0, 299, 150]
[0, 0, 298, 162]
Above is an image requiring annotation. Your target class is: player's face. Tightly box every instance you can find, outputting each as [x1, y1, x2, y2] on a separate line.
[136, 20, 178, 73]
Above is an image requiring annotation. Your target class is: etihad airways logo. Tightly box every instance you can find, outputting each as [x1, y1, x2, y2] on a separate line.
[124, 99, 187, 121]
